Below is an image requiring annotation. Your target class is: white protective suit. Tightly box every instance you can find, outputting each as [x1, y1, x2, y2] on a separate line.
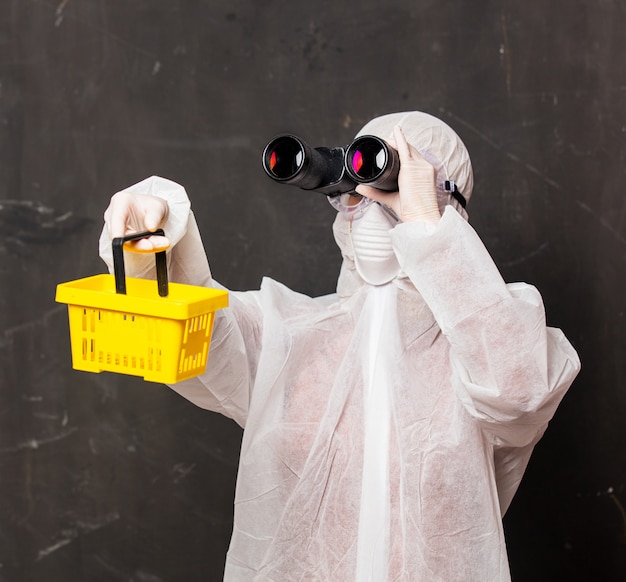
[100, 112, 580, 581]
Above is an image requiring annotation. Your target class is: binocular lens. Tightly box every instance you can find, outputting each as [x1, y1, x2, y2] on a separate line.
[349, 140, 387, 181]
[263, 136, 305, 180]
[262, 134, 356, 195]
[345, 135, 399, 191]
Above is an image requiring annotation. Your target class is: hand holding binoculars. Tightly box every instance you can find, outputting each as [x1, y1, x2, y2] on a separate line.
[262, 134, 400, 197]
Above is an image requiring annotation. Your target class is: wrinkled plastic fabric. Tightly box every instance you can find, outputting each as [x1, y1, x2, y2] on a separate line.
[100, 115, 579, 581]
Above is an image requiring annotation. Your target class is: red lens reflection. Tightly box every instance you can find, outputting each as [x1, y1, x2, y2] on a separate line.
[352, 150, 364, 175]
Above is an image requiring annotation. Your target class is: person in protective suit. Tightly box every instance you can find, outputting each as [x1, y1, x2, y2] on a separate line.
[100, 111, 580, 581]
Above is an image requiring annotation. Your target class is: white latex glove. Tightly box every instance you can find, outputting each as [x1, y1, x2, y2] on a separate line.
[104, 190, 170, 252]
[356, 125, 440, 224]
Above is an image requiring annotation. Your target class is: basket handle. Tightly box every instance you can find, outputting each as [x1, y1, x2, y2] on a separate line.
[112, 229, 169, 297]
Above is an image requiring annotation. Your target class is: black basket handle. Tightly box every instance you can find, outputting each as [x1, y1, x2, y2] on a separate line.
[112, 229, 169, 297]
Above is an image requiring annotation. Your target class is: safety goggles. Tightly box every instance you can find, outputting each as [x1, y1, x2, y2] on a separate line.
[327, 193, 375, 219]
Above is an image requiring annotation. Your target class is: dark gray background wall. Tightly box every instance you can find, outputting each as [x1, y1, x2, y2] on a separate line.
[1, 0, 624, 580]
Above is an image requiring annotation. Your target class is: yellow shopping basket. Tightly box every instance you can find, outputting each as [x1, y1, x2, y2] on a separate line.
[55, 229, 228, 384]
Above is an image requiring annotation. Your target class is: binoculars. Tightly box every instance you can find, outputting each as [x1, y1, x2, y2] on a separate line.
[262, 134, 400, 197]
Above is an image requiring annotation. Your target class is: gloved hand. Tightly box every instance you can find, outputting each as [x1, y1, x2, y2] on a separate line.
[355, 125, 441, 224]
[104, 190, 170, 252]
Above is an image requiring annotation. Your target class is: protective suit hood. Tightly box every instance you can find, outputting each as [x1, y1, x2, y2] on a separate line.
[333, 111, 474, 296]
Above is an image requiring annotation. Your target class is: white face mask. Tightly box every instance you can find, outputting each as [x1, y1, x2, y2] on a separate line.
[349, 203, 401, 286]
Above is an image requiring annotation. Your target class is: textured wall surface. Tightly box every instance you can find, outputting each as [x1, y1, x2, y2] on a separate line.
[1, 1, 624, 580]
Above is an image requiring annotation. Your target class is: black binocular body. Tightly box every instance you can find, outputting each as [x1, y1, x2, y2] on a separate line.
[262, 134, 400, 197]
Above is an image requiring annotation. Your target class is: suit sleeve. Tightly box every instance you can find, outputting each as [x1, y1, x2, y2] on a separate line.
[99, 176, 263, 427]
[391, 206, 581, 448]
